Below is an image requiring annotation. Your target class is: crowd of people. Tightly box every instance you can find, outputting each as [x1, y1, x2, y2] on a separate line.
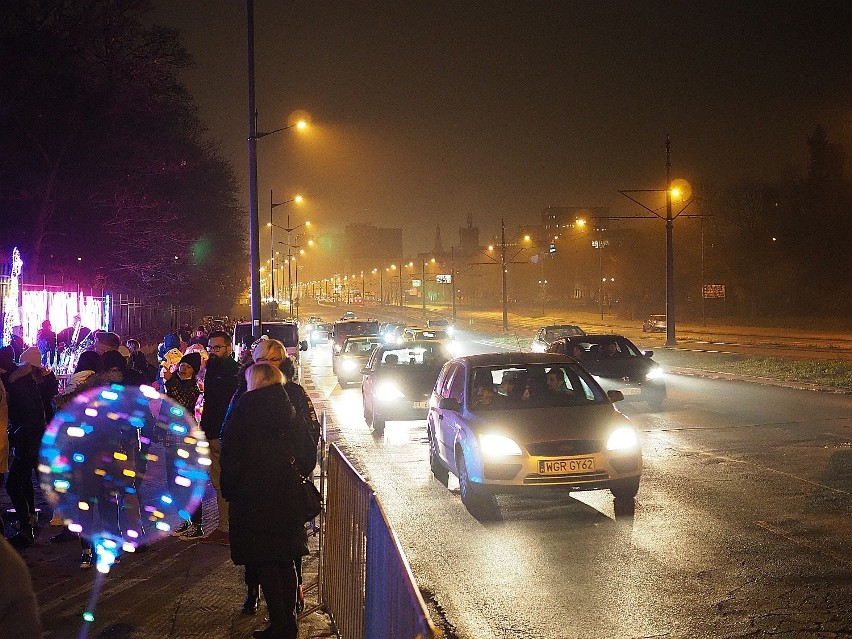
[0, 321, 320, 639]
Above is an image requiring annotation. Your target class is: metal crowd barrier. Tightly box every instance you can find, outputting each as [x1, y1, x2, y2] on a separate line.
[313, 411, 439, 639]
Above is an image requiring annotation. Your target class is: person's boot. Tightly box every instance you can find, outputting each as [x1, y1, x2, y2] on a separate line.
[241, 584, 260, 615]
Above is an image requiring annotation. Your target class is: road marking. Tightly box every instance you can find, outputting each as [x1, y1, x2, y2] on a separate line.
[652, 431, 852, 497]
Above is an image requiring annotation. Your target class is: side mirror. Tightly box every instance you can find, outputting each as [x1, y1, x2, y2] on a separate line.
[360, 367, 371, 375]
[643, 350, 654, 358]
[438, 396, 461, 412]
[607, 390, 625, 403]
[300, 340, 308, 351]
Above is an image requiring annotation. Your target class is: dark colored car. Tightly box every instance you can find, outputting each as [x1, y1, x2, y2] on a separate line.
[426, 352, 641, 513]
[331, 319, 380, 355]
[547, 334, 666, 409]
[335, 336, 383, 387]
[361, 341, 450, 433]
[642, 314, 667, 333]
[530, 324, 586, 352]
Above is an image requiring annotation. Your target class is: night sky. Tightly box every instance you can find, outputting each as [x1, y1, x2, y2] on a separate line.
[148, 1, 851, 255]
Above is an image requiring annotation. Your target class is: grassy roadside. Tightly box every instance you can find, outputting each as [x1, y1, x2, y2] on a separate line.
[479, 333, 852, 391]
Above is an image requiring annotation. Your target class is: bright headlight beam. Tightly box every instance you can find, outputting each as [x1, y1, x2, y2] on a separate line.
[646, 367, 666, 380]
[606, 426, 639, 451]
[376, 381, 405, 401]
[479, 433, 523, 456]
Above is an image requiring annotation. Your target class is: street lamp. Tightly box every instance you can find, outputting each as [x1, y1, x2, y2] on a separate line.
[619, 136, 692, 346]
[275, 215, 312, 317]
[269, 192, 303, 308]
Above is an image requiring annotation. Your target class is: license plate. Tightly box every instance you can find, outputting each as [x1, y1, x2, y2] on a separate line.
[621, 387, 641, 396]
[539, 458, 595, 475]
[413, 401, 428, 409]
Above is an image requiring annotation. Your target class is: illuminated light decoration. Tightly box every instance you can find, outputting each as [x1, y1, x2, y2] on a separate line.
[68, 523, 83, 533]
[169, 406, 185, 418]
[94, 468, 107, 476]
[85, 408, 98, 417]
[122, 542, 136, 552]
[155, 521, 171, 532]
[106, 412, 121, 421]
[101, 390, 119, 401]
[174, 476, 192, 487]
[83, 612, 95, 623]
[53, 479, 71, 491]
[183, 436, 198, 445]
[160, 495, 174, 505]
[113, 452, 128, 461]
[146, 454, 159, 462]
[122, 469, 136, 478]
[2, 248, 23, 347]
[126, 530, 139, 539]
[170, 423, 188, 435]
[67, 427, 85, 438]
[152, 510, 165, 519]
[73, 453, 85, 462]
[140, 385, 159, 399]
[176, 449, 190, 459]
[198, 457, 212, 466]
[78, 501, 90, 511]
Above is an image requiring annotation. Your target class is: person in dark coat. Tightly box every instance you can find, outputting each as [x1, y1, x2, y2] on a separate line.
[0, 347, 47, 548]
[220, 363, 316, 639]
[197, 331, 241, 546]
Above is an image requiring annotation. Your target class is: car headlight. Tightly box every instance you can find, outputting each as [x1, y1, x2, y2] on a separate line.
[606, 426, 639, 451]
[376, 381, 405, 401]
[334, 344, 342, 352]
[530, 342, 546, 353]
[645, 366, 665, 380]
[479, 433, 523, 457]
[340, 358, 358, 372]
[445, 326, 455, 336]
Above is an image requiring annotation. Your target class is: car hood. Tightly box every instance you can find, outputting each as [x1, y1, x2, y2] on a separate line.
[464, 404, 631, 444]
[580, 357, 655, 379]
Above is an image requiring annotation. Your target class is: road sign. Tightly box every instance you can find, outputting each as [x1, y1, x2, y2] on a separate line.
[703, 284, 726, 299]
[435, 274, 452, 283]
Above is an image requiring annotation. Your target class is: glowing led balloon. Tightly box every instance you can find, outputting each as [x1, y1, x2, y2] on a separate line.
[39, 384, 209, 572]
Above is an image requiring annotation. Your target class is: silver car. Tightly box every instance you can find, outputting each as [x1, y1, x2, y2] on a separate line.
[426, 353, 642, 513]
[530, 324, 586, 352]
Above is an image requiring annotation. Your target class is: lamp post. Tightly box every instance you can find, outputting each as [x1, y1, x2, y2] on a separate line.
[269, 192, 303, 303]
[273, 215, 311, 317]
[618, 136, 692, 347]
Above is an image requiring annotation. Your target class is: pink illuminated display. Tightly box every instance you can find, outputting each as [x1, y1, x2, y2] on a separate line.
[20, 289, 108, 346]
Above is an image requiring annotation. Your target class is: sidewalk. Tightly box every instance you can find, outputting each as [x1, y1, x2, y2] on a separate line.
[2, 488, 336, 638]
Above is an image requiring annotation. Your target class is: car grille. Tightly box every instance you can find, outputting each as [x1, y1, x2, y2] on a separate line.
[525, 440, 601, 456]
[523, 470, 610, 485]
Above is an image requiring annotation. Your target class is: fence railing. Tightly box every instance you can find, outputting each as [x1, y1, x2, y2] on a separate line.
[314, 411, 439, 639]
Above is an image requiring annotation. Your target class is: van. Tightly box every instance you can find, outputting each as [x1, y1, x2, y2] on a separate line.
[232, 321, 308, 370]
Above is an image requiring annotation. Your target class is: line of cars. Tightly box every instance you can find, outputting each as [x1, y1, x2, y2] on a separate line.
[306, 313, 665, 515]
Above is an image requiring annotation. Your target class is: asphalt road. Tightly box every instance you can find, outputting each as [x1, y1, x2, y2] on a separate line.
[303, 315, 852, 639]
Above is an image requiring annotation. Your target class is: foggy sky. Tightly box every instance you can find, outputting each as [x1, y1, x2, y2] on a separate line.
[148, 1, 851, 257]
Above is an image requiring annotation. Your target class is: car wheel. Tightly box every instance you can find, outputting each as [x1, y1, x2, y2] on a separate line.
[610, 475, 640, 501]
[428, 427, 449, 487]
[457, 450, 488, 512]
[371, 411, 385, 433]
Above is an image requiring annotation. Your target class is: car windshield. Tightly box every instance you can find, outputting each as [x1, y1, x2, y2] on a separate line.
[334, 321, 380, 338]
[415, 330, 448, 340]
[573, 337, 643, 359]
[380, 343, 446, 367]
[544, 326, 584, 341]
[344, 338, 382, 354]
[469, 364, 606, 410]
[235, 323, 299, 347]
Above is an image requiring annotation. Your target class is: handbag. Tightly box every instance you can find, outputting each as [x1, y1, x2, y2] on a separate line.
[291, 458, 322, 523]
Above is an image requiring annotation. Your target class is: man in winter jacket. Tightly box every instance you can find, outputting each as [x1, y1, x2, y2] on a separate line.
[198, 331, 240, 546]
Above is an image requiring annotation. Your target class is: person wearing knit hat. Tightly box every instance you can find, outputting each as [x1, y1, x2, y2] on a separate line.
[164, 350, 203, 540]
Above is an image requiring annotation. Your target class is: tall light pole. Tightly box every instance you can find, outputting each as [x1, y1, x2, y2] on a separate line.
[450, 246, 457, 325]
[664, 136, 675, 346]
[618, 136, 693, 347]
[269, 192, 303, 304]
[246, 0, 260, 330]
